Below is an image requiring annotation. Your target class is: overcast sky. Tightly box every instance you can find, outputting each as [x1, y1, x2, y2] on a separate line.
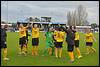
[1, 1, 99, 25]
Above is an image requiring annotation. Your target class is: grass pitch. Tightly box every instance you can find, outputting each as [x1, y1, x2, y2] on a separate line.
[1, 32, 99, 66]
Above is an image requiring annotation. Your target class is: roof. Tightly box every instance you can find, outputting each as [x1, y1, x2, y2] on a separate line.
[1, 24, 12, 26]
[17, 19, 29, 23]
[29, 22, 66, 24]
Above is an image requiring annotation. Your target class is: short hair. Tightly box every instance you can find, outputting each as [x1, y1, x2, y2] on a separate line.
[4, 25, 8, 28]
[69, 26, 72, 30]
[73, 26, 76, 29]
[65, 26, 68, 29]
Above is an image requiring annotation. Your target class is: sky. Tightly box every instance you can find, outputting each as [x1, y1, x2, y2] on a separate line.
[1, 1, 99, 25]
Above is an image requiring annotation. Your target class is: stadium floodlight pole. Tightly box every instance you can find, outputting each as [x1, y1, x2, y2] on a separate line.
[7, 1, 8, 24]
[58, 23, 61, 27]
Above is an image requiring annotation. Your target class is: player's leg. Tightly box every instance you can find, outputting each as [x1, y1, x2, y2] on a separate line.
[32, 38, 35, 56]
[68, 51, 74, 62]
[76, 48, 82, 59]
[55, 48, 58, 58]
[90, 42, 96, 53]
[48, 42, 52, 55]
[59, 42, 63, 58]
[21, 45, 26, 55]
[2, 41, 9, 61]
[86, 46, 90, 54]
[51, 46, 55, 55]
[24, 38, 28, 54]
[68, 45, 74, 62]
[49, 47, 52, 55]
[18, 38, 22, 54]
[90, 47, 96, 53]
[3, 45, 9, 60]
[35, 38, 39, 56]
[43, 42, 49, 55]
[35, 46, 38, 56]
[21, 37, 27, 56]
[26, 36, 28, 53]
[25, 40, 28, 53]
[86, 42, 91, 54]
[3, 48, 8, 60]
[59, 48, 62, 58]
[75, 40, 82, 58]
[32, 46, 35, 56]
[55, 42, 59, 58]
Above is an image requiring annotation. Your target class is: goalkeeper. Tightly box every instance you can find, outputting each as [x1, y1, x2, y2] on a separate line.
[43, 27, 54, 56]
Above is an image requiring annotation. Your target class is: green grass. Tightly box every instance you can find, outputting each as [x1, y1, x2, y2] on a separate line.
[1, 32, 99, 66]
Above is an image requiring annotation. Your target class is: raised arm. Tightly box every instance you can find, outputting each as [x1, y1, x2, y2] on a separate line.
[93, 34, 96, 42]
[25, 23, 30, 28]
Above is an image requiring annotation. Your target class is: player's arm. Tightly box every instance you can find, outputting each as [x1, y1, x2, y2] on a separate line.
[29, 23, 33, 28]
[39, 25, 43, 31]
[92, 34, 96, 42]
[93, 36, 96, 42]
[43, 32, 46, 40]
[26, 23, 30, 28]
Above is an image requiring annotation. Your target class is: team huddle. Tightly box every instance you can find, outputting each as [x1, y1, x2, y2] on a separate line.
[1, 23, 96, 63]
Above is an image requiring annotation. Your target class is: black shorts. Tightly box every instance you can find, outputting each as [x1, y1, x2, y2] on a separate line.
[19, 36, 26, 45]
[74, 40, 79, 47]
[25, 36, 28, 44]
[26, 36, 28, 41]
[32, 38, 39, 46]
[1, 41, 7, 48]
[67, 44, 74, 52]
[55, 42, 63, 48]
[86, 42, 93, 46]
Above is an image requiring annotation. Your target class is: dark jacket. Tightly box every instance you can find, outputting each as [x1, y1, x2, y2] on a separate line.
[65, 29, 75, 45]
[1, 28, 7, 42]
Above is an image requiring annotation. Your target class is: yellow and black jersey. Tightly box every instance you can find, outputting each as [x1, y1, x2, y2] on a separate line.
[74, 32, 79, 40]
[54, 31, 65, 42]
[53, 31, 58, 41]
[19, 27, 26, 38]
[32, 28, 39, 38]
[85, 32, 93, 42]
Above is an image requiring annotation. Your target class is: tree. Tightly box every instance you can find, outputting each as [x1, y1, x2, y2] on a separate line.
[41, 17, 51, 22]
[91, 23, 98, 29]
[28, 17, 33, 22]
[77, 5, 88, 26]
[34, 17, 40, 22]
[67, 5, 88, 26]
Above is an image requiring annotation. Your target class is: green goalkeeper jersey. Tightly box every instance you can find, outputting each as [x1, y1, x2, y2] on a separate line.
[45, 31, 53, 46]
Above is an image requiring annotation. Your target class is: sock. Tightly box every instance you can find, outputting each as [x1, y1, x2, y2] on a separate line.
[18, 45, 21, 52]
[59, 48, 62, 58]
[26, 44, 28, 52]
[86, 46, 90, 54]
[4, 48, 7, 58]
[35, 46, 38, 56]
[49, 48, 52, 55]
[55, 48, 58, 58]
[91, 47, 96, 52]
[32, 46, 35, 55]
[21, 45, 23, 52]
[24, 45, 27, 53]
[52, 47, 54, 55]
[68, 52, 74, 61]
[43, 48, 48, 55]
[76, 48, 81, 57]
[71, 52, 74, 61]
[22, 45, 25, 53]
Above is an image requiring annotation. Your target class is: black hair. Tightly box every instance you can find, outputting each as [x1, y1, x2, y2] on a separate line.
[69, 26, 72, 30]
[4, 25, 8, 28]
[65, 26, 68, 29]
[33, 23, 38, 27]
[73, 26, 76, 29]
[58, 27, 62, 31]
